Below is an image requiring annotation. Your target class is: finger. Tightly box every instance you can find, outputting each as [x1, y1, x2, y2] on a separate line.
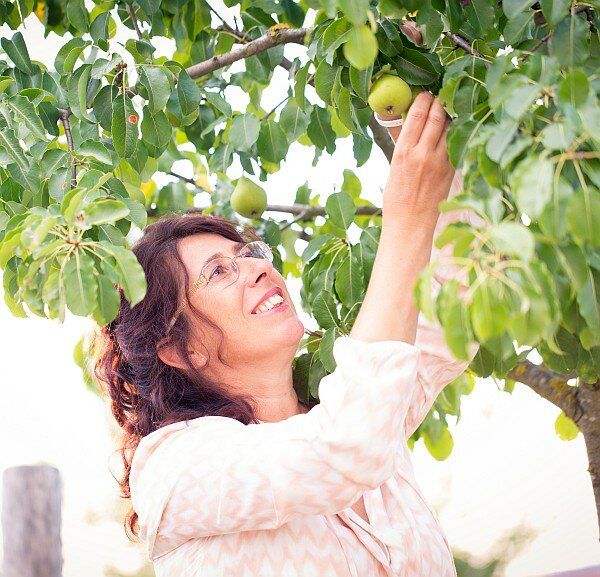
[419, 97, 449, 149]
[398, 91, 433, 148]
[435, 116, 452, 151]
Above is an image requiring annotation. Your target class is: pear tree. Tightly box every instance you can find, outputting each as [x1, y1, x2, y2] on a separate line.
[0, 0, 599, 529]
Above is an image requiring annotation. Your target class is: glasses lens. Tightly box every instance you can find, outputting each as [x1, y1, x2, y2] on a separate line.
[202, 257, 239, 288]
[244, 241, 273, 261]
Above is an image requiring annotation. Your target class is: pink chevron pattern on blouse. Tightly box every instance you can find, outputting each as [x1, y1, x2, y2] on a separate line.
[129, 171, 485, 577]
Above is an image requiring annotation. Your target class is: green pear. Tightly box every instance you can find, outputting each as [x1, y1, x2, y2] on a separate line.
[367, 74, 413, 117]
[343, 25, 379, 71]
[230, 177, 267, 219]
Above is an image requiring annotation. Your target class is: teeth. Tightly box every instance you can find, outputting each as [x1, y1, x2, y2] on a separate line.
[253, 294, 284, 314]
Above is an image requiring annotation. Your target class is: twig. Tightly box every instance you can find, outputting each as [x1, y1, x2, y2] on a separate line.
[127, 4, 143, 40]
[186, 27, 307, 79]
[208, 2, 239, 35]
[261, 95, 290, 121]
[58, 107, 77, 189]
[168, 171, 196, 186]
[522, 32, 552, 61]
[443, 31, 490, 66]
[279, 209, 310, 232]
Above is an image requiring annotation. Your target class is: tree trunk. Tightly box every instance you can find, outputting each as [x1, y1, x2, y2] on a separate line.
[2, 465, 63, 577]
[577, 381, 600, 541]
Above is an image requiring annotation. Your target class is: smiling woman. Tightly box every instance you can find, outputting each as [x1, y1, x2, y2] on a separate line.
[94, 96, 479, 577]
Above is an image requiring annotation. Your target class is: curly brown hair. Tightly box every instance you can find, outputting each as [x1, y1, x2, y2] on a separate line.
[94, 213, 280, 539]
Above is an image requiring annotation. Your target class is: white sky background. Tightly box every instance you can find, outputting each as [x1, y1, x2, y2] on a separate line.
[0, 8, 599, 577]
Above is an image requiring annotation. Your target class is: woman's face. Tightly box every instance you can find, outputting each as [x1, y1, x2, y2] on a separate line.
[176, 233, 305, 370]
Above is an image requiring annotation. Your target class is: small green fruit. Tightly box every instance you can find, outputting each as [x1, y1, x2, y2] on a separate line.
[230, 177, 267, 219]
[343, 25, 379, 71]
[367, 74, 413, 117]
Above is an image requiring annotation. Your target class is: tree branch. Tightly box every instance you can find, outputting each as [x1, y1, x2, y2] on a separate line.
[168, 171, 196, 185]
[186, 27, 307, 80]
[127, 4, 143, 41]
[507, 360, 584, 423]
[58, 107, 77, 189]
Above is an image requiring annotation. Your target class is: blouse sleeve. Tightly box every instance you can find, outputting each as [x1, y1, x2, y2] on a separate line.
[130, 336, 422, 560]
[403, 170, 486, 440]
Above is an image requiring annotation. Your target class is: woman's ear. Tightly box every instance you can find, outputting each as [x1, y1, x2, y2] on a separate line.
[157, 341, 208, 371]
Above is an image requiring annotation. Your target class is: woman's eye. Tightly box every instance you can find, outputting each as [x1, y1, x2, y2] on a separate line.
[209, 265, 225, 278]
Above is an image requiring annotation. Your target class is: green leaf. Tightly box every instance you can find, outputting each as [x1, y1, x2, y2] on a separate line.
[471, 278, 510, 342]
[66, 0, 90, 32]
[0, 128, 29, 171]
[112, 93, 139, 158]
[67, 64, 94, 122]
[567, 188, 600, 248]
[349, 64, 372, 102]
[100, 242, 147, 306]
[55, 38, 89, 76]
[509, 155, 554, 219]
[1, 32, 34, 75]
[503, 0, 532, 19]
[307, 106, 336, 154]
[140, 108, 172, 149]
[138, 66, 172, 114]
[578, 266, 600, 335]
[326, 191, 355, 230]
[555, 412, 580, 441]
[279, 102, 311, 143]
[228, 113, 260, 151]
[334, 245, 363, 307]
[79, 140, 118, 167]
[177, 69, 201, 117]
[93, 272, 121, 325]
[540, 0, 570, 26]
[6, 96, 47, 140]
[337, 0, 369, 26]
[312, 290, 341, 330]
[93, 85, 117, 131]
[553, 14, 590, 68]
[319, 327, 340, 372]
[64, 252, 98, 316]
[394, 48, 441, 85]
[294, 63, 311, 109]
[204, 91, 232, 117]
[85, 199, 130, 226]
[487, 221, 535, 261]
[423, 427, 454, 461]
[314, 60, 338, 105]
[467, 0, 495, 37]
[437, 279, 473, 361]
[557, 69, 589, 109]
[257, 119, 288, 163]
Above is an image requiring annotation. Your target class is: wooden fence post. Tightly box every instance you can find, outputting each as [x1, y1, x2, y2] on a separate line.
[2, 465, 63, 577]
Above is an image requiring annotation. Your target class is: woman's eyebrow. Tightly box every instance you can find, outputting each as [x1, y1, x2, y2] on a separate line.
[201, 241, 247, 268]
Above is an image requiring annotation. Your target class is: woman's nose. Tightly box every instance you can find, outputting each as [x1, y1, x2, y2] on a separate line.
[241, 256, 273, 285]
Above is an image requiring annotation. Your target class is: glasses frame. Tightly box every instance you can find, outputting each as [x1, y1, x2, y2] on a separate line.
[165, 240, 273, 334]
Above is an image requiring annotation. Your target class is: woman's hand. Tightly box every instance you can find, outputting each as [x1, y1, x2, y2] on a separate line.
[380, 92, 455, 227]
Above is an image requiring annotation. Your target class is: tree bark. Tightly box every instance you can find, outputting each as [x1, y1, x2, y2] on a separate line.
[576, 380, 600, 539]
[2, 465, 63, 577]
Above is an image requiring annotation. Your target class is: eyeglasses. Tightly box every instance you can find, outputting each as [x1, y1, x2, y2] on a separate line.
[166, 240, 273, 334]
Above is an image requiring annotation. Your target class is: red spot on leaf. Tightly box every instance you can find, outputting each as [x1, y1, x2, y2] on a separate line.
[128, 114, 138, 124]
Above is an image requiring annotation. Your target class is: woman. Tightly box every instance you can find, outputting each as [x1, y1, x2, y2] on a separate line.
[96, 92, 481, 576]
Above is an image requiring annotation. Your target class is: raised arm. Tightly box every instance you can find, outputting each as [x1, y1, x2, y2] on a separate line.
[350, 93, 455, 345]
